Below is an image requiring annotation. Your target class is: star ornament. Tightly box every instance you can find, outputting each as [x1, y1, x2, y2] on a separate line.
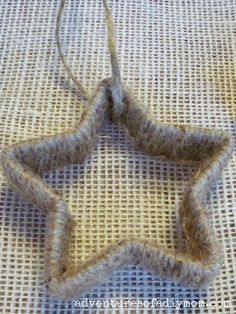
[0, 0, 234, 300]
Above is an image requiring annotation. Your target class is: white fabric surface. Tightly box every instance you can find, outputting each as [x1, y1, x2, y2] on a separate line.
[0, 0, 235, 313]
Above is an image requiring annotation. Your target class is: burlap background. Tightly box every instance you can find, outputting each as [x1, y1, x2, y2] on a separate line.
[0, 0, 235, 313]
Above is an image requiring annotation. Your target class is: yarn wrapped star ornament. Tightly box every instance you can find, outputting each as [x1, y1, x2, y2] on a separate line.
[0, 0, 234, 300]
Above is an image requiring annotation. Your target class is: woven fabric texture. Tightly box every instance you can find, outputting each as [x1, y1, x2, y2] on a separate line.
[0, 0, 235, 313]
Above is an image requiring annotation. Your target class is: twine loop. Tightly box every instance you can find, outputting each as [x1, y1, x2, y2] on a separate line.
[56, 0, 124, 116]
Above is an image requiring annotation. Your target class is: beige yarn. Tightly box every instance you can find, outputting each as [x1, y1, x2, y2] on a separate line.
[0, 0, 234, 300]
